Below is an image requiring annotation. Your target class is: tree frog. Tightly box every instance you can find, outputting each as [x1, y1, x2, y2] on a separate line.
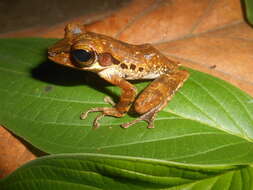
[48, 23, 189, 129]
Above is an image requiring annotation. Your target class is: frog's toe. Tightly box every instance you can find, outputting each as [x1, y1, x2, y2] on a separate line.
[81, 110, 106, 129]
[80, 107, 103, 120]
[147, 122, 155, 129]
[92, 113, 105, 129]
[80, 111, 89, 120]
[121, 116, 155, 129]
[121, 107, 157, 129]
[121, 118, 141, 128]
[104, 96, 116, 106]
[81, 107, 125, 128]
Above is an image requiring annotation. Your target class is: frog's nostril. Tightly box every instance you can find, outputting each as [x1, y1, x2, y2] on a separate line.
[48, 51, 56, 57]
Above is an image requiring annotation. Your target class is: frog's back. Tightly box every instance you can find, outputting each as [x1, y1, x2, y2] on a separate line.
[115, 42, 180, 80]
[84, 32, 180, 80]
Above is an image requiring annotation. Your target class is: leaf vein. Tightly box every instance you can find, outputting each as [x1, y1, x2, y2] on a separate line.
[190, 77, 245, 136]
[169, 141, 246, 161]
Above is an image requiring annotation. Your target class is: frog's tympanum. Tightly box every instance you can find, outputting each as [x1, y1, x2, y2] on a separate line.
[48, 23, 189, 129]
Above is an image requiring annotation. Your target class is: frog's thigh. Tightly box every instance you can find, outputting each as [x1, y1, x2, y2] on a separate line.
[134, 70, 189, 115]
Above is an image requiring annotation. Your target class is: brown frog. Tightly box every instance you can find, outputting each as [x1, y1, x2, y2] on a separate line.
[48, 23, 189, 129]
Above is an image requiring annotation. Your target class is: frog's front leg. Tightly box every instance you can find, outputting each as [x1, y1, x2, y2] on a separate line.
[81, 69, 137, 129]
[121, 70, 189, 128]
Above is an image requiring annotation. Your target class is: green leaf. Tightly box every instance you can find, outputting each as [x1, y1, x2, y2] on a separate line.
[245, 0, 253, 25]
[1, 153, 252, 190]
[0, 38, 253, 167]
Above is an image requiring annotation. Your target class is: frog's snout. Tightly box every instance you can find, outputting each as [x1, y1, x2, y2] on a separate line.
[48, 51, 56, 57]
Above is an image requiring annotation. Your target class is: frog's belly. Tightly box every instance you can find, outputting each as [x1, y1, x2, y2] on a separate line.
[125, 72, 161, 80]
[99, 67, 162, 81]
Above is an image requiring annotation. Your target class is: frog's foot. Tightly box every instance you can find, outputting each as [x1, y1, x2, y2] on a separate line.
[121, 106, 158, 129]
[81, 107, 124, 129]
[80, 96, 120, 129]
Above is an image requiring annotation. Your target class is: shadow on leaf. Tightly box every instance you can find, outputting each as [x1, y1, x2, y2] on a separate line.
[30, 59, 119, 103]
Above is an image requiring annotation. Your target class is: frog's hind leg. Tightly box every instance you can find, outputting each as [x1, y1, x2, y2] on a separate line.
[121, 70, 189, 128]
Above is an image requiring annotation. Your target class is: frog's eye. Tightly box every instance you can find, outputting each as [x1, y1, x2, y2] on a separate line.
[71, 49, 94, 67]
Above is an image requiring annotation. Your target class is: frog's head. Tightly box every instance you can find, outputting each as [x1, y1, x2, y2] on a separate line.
[48, 23, 111, 72]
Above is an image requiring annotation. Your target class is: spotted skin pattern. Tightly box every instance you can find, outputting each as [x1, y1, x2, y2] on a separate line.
[48, 23, 189, 129]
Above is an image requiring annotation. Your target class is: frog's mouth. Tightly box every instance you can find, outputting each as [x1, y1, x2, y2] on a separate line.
[48, 50, 73, 67]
